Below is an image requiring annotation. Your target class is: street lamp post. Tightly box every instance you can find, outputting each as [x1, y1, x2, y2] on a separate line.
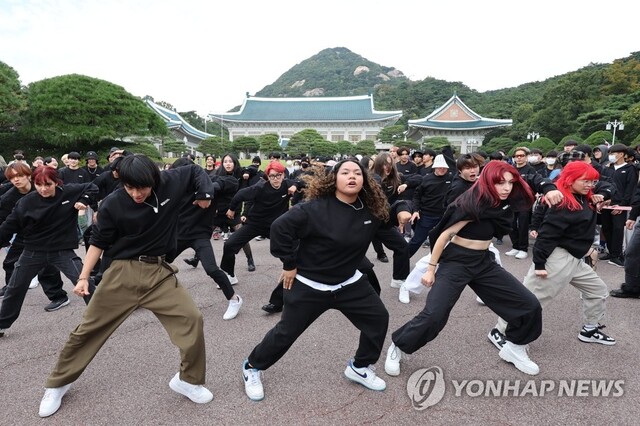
[606, 120, 624, 144]
[527, 132, 540, 142]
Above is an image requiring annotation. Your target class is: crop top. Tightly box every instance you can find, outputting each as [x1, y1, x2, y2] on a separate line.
[456, 218, 496, 241]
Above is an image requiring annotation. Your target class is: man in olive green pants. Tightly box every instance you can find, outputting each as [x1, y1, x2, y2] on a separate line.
[45, 258, 206, 387]
[39, 155, 216, 418]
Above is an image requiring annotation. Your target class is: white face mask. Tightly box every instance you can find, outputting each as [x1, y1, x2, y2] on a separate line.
[608, 154, 617, 163]
[293, 165, 301, 171]
[528, 155, 540, 164]
[545, 158, 556, 165]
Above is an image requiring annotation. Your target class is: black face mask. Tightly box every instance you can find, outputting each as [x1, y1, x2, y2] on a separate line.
[301, 163, 309, 169]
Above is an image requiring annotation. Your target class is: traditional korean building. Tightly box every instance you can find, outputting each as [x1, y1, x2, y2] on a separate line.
[207, 94, 402, 146]
[406, 93, 512, 154]
[145, 98, 212, 153]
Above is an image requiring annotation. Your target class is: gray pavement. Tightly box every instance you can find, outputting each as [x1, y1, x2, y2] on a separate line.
[1, 237, 637, 425]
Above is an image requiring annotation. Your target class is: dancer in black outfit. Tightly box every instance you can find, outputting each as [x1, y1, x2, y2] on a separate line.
[219, 161, 297, 282]
[165, 158, 242, 320]
[0, 163, 68, 310]
[384, 161, 543, 377]
[0, 166, 97, 336]
[242, 159, 393, 401]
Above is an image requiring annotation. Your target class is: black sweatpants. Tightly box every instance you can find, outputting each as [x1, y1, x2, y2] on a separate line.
[249, 275, 389, 370]
[220, 222, 269, 277]
[3, 243, 67, 301]
[392, 244, 542, 354]
[509, 210, 531, 252]
[167, 239, 235, 300]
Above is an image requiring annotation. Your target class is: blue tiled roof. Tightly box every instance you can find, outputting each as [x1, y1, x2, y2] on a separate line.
[209, 95, 402, 123]
[408, 93, 511, 131]
[408, 119, 512, 131]
[145, 99, 213, 140]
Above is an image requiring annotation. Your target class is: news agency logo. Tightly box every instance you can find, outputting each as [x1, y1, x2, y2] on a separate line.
[406, 367, 446, 410]
[406, 366, 624, 410]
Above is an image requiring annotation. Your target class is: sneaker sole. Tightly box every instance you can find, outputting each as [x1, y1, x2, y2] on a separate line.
[578, 335, 616, 345]
[45, 300, 70, 312]
[242, 375, 264, 401]
[498, 349, 539, 375]
[607, 261, 624, 268]
[384, 365, 400, 376]
[39, 384, 70, 417]
[344, 367, 386, 391]
[169, 376, 213, 404]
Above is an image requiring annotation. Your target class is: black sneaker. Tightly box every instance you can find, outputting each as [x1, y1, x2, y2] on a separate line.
[247, 258, 256, 272]
[377, 255, 389, 263]
[598, 252, 612, 261]
[0, 286, 6, 298]
[607, 256, 624, 268]
[578, 324, 616, 345]
[488, 328, 506, 350]
[610, 288, 640, 299]
[261, 303, 283, 314]
[44, 297, 70, 312]
[184, 257, 199, 268]
[0, 328, 5, 337]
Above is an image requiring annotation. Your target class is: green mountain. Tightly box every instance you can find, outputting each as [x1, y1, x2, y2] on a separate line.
[255, 47, 407, 98]
[252, 47, 640, 146]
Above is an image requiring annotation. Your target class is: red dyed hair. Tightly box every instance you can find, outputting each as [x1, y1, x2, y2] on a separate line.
[264, 161, 285, 176]
[555, 161, 600, 211]
[32, 165, 63, 186]
[455, 160, 534, 216]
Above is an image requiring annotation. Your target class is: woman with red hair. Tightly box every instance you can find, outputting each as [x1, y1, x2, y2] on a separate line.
[492, 161, 616, 352]
[0, 166, 97, 337]
[385, 161, 543, 376]
[220, 160, 298, 283]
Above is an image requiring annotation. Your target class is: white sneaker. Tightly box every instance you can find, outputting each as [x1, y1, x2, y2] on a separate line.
[242, 360, 264, 401]
[476, 295, 485, 305]
[390, 279, 404, 289]
[169, 373, 213, 403]
[398, 285, 410, 304]
[384, 343, 403, 376]
[39, 384, 71, 417]
[223, 295, 243, 320]
[29, 277, 39, 289]
[505, 249, 519, 256]
[344, 359, 386, 391]
[225, 273, 238, 285]
[499, 341, 539, 375]
[515, 250, 528, 259]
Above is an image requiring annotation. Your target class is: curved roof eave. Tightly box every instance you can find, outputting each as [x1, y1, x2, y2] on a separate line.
[146, 99, 214, 140]
[213, 114, 402, 124]
[409, 122, 512, 131]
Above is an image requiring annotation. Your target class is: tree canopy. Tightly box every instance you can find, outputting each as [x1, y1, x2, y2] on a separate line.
[19, 74, 168, 148]
[0, 61, 26, 133]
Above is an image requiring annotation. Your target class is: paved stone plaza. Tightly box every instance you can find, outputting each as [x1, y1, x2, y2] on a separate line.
[1, 238, 637, 425]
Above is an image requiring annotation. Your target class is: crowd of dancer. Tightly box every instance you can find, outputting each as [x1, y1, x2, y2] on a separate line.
[0, 141, 638, 417]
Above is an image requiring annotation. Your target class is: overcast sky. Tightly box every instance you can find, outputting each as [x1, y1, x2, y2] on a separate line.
[2, 0, 638, 116]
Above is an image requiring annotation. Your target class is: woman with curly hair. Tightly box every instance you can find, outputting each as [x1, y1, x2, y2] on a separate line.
[241, 159, 392, 401]
[384, 161, 543, 377]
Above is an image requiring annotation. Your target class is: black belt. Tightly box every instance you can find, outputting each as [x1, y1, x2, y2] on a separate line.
[134, 255, 166, 264]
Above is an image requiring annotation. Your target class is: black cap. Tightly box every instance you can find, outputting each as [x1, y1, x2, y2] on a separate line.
[86, 151, 98, 160]
[109, 147, 120, 154]
[609, 143, 628, 153]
